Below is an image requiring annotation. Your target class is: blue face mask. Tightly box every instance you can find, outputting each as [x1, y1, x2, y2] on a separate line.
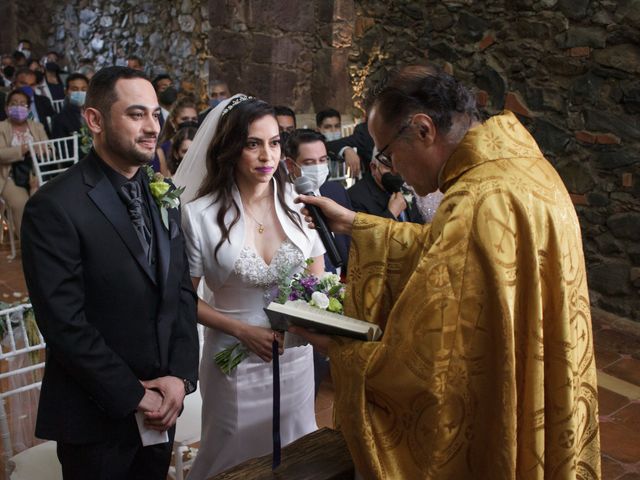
[69, 91, 86, 107]
[209, 98, 225, 108]
[19, 86, 34, 99]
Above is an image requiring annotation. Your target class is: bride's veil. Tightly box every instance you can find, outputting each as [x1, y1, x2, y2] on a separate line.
[172, 93, 247, 205]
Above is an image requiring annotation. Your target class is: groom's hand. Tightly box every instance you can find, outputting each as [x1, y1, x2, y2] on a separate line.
[137, 387, 163, 413]
[141, 376, 185, 431]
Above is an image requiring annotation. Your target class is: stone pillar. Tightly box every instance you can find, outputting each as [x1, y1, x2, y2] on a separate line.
[208, 0, 354, 114]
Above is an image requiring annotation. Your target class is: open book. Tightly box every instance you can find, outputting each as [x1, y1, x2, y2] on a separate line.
[265, 301, 383, 341]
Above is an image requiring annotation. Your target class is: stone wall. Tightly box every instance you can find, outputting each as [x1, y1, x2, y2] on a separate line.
[0, 0, 212, 103]
[352, 0, 640, 321]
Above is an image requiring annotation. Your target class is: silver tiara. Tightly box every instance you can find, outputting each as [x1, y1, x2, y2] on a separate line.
[221, 95, 254, 116]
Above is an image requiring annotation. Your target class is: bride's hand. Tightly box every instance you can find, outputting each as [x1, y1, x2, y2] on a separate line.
[237, 325, 284, 362]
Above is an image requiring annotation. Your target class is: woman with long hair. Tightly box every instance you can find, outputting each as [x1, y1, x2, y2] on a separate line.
[167, 126, 196, 175]
[175, 95, 324, 477]
[155, 97, 198, 175]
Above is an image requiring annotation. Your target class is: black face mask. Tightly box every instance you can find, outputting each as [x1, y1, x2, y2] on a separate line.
[3, 65, 15, 79]
[158, 86, 177, 106]
[177, 120, 198, 130]
[381, 172, 404, 194]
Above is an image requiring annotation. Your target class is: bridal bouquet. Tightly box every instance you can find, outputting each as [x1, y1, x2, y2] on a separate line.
[215, 260, 346, 374]
[272, 265, 346, 315]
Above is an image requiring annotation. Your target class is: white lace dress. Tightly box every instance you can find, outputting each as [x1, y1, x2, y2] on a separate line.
[187, 240, 317, 478]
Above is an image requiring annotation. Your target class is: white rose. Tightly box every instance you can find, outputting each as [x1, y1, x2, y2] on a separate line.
[311, 292, 330, 310]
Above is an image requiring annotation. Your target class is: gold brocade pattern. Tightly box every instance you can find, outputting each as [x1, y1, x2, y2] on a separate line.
[329, 111, 600, 479]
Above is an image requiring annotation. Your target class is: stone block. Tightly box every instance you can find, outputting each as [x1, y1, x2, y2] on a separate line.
[594, 232, 623, 255]
[575, 130, 597, 144]
[593, 44, 640, 74]
[586, 192, 609, 207]
[607, 212, 640, 240]
[588, 261, 631, 296]
[594, 148, 639, 170]
[569, 193, 588, 205]
[544, 55, 587, 76]
[557, 161, 595, 194]
[478, 34, 495, 51]
[531, 119, 571, 154]
[596, 133, 621, 145]
[585, 109, 640, 141]
[431, 6, 454, 32]
[569, 47, 591, 57]
[457, 12, 487, 41]
[561, 26, 607, 48]
[557, 0, 590, 19]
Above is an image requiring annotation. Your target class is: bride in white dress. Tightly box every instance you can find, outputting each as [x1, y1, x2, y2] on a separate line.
[175, 95, 325, 478]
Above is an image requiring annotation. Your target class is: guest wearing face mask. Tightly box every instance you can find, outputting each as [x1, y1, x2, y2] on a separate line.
[284, 128, 352, 275]
[0, 89, 48, 237]
[197, 79, 230, 124]
[43, 61, 66, 101]
[316, 108, 342, 142]
[4, 68, 56, 136]
[347, 149, 425, 224]
[155, 97, 199, 175]
[284, 128, 352, 397]
[51, 73, 89, 140]
[152, 74, 175, 130]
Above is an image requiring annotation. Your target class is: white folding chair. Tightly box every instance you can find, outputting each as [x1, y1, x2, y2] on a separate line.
[340, 123, 356, 137]
[28, 134, 79, 186]
[51, 99, 64, 114]
[0, 198, 17, 260]
[0, 303, 60, 480]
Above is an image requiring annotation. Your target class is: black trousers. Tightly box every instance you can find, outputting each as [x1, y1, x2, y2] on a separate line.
[56, 416, 176, 480]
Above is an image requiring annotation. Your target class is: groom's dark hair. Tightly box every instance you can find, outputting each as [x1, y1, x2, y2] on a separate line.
[85, 66, 149, 118]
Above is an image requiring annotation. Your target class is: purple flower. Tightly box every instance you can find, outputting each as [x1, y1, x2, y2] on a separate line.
[288, 291, 300, 301]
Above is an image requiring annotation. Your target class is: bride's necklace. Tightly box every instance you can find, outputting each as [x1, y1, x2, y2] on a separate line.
[243, 198, 271, 234]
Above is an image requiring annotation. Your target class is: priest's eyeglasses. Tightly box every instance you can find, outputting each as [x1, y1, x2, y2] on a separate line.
[375, 123, 410, 168]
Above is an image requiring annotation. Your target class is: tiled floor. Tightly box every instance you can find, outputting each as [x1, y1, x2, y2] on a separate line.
[2, 241, 639, 478]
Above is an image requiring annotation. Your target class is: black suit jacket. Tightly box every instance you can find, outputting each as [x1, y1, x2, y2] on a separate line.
[51, 102, 82, 139]
[319, 180, 352, 273]
[21, 150, 199, 443]
[326, 122, 375, 169]
[347, 172, 425, 224]
[34, 94, 56, 132]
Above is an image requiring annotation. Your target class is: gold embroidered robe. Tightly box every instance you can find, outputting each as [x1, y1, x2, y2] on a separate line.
[330, 111, 600, 479]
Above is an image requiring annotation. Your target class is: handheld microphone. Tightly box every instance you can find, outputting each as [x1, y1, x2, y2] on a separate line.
[294, 176, 343, 268]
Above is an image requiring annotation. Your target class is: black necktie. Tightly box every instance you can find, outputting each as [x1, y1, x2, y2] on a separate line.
[121, 180, 153, 264]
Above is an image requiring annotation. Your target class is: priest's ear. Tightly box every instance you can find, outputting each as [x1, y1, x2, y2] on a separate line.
[411, 113, 436, 147]
[83, 107, 104, 135]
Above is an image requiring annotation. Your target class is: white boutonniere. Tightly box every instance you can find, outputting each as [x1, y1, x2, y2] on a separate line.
[402, 191, 414, 206]
[144, 165, 185, 229]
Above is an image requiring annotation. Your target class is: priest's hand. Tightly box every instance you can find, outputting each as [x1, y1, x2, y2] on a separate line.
[294, 195, 356, 236]
[289, 326, 331, 357]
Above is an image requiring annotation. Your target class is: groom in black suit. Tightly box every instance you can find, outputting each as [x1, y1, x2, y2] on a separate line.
[21, 66, 199, 479]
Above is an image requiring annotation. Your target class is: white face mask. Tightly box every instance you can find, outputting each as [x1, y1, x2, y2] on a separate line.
[323, 131, 342, 142]
[300, 163, 329, 190]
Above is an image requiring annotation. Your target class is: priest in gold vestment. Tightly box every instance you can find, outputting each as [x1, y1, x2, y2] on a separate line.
[293, 68, 600, 479]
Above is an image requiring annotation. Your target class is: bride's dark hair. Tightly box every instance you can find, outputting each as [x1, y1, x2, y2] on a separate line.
[196, 98, 304, 260]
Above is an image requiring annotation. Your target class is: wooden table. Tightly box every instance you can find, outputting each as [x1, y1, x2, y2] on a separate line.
[210, 427, 354, 480]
